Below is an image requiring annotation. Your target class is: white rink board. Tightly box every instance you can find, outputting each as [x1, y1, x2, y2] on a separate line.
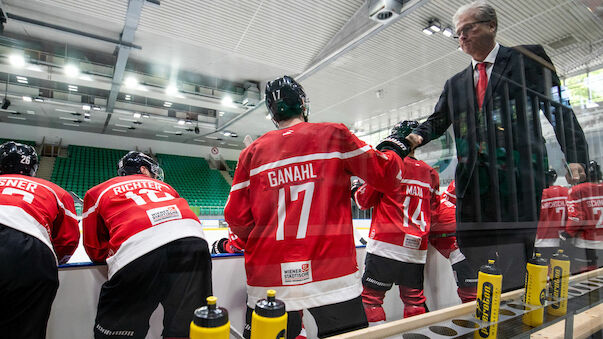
[50, 219, 459, 339]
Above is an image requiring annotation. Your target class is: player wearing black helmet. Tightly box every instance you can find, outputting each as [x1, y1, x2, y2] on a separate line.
[0, 141, 79, 338]
[83, 151, 211, 339]
[117, 150, 165, 181]
[226, 75, 411, 338]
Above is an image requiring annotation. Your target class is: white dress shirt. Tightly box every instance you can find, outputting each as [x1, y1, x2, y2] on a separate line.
[471, 43, 500, 88]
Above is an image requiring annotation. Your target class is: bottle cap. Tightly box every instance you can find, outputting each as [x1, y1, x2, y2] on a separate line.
[255, 290, 286, 318]
[193, 296, 229, 328]
[488, 259, 495, 264]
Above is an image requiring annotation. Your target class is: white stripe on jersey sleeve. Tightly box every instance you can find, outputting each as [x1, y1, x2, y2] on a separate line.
[230, 180, 250, 192]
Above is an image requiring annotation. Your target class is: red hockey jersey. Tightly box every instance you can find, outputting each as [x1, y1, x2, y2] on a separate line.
[429, 196, 465, 264]
[443, 181, 456, 204]
[0, 175, 79, 264]
[355, 157, 439, 264]
[82, 175, 205, 278]
[224, 122, 404, 311]
[566, 182, 603, 249]
[535, 185, 569, 248]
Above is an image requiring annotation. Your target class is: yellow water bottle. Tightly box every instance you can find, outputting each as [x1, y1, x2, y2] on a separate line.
[475, 259, 502, 339]
[251, 290, 287, 339]
[522, 253, 548, 327]
[548, 249, 570, 316]
[190, 296, 230, 339]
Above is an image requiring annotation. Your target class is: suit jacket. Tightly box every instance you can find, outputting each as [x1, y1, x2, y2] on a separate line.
[414, 45, 588, 223]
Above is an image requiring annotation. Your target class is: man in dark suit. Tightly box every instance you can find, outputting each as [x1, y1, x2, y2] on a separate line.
[407, 1, 588, 291]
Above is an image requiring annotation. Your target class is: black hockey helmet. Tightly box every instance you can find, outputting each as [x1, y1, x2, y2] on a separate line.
[587, 160, 602, 182]
[265, 75, 309, 124]
[545, 168, 557, 186]
[391, 120, 419, 140]
[0, 141, 38, 176]
[117, 151, 164, 181]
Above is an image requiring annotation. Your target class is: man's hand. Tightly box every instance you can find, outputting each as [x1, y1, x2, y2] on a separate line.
[406, 133, 423, 149]
[566, 163, 586, 185]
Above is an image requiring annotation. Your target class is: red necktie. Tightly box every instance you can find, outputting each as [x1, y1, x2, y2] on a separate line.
[476, 62, 488, 110]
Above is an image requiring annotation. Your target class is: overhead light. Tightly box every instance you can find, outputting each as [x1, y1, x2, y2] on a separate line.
[56, 108, 76, 113]
[219, 111, 225, 116]
[9, 54, 26, 68]
[223, 131, 232, 137]
[177, 119, 185, 125]
[163, 101, 172, 107]
[64, 64, 80, 77]
[34, 97, 44, 103]
[428, 20, 441, 32]
[442, 26, 453, 37]
[8, 115, 26, 120]
[124, 94, 131, 101]
[84, 112, 91, 118]
[141, 113, 150, 118]
[16, 76, 28, 84]
[92, 105, 101, 111]
[68, 85, 78, 91]
[79, 74, 93, 81]
[165, 85, 179, 96]
[124, 76, 138, 88]
[422, 27, 434, 35]
[22, 96, 33, 102]
[221, 95, 235, 107]
[82, 104, 91, 111]
[185, 120, 193, 125]
[133, 112, 142, 118]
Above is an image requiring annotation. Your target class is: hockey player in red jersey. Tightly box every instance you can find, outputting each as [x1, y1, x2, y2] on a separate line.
[429, 183, 476, 303]
[225, 75, 411, 339]
[0, 141, 79, 338]
[211, 227, 244, 254]
[353, 121, 438, 322]
[82, 151, 212, 339]
[566, 160, 603, 272]
[535, 169, 569, 259]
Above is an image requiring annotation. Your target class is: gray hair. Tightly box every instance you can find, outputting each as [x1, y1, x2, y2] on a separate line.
[453, 1, 498, 32]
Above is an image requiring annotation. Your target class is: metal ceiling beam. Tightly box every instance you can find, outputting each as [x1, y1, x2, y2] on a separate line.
[5, 13, 142, 50]
[102, 0, 145, 132]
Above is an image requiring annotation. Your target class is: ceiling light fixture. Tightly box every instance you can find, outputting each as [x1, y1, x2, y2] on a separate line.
[22, 96, 33, 102]
[79, 74, 93, 81]
[428, 19, 441, 32]
[177, 119, 185, 125]
[163, 102, 172, 108]
[64, 64, 80, 77]
[16, 76, 28, 84]
[142, 113, 150, 118]
[92, 106, 101, 111]
[422, 27, 434, 35]
[125, 94, 131, 101]
[9, 54, 26, 68]
[68, 85, 78, 92]
[82, 104, 91, 111]
[221, 95, 235, 107]
[133, 112, 142, 119]
[165, 85, 179, 96]
[124, 76, 138, 88]
[442, 26, 453, 37]
[34, 97, 44, 103]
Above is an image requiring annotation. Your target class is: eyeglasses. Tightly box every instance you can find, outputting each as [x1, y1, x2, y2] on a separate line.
[453, 20, 491, 39]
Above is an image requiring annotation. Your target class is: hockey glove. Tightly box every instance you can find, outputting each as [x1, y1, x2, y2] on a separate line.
[376, 135, 412, 159]
[211, 238, 229, 254]
[351, 179, 363, 200]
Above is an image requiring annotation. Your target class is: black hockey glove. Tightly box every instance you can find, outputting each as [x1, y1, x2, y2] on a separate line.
[376, 135, 412, 159]
[351, 179, 363, 200]
[211, 238, 229, 254]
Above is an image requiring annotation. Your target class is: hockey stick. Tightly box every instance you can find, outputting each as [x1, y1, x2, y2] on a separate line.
[69, 191, 83, 205]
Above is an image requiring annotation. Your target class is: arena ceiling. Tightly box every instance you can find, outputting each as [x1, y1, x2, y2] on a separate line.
[0, 0, 602, 149]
